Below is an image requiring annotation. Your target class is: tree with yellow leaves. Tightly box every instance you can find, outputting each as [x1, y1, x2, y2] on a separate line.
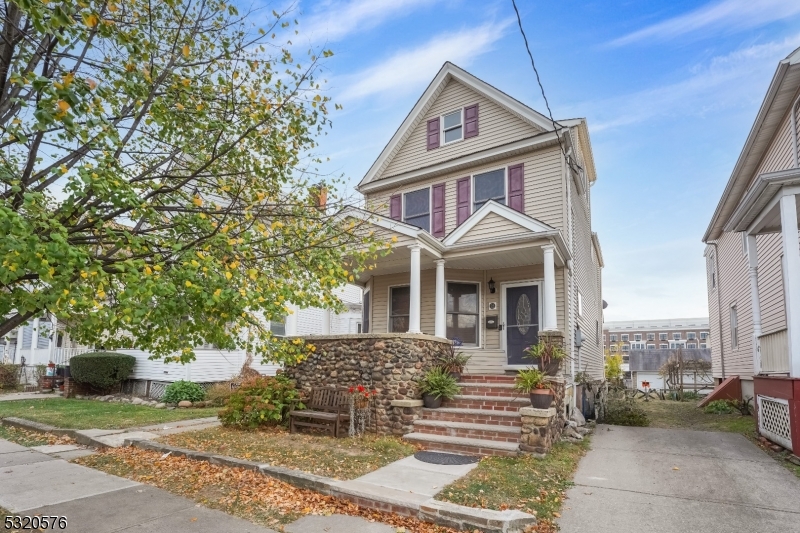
[0, 1, 384, 364]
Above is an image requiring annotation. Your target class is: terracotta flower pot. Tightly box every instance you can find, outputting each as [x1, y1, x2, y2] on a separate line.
[422, 393, 443, 409]
[540, 358, 561, 376]
[529, 389, 553, 409]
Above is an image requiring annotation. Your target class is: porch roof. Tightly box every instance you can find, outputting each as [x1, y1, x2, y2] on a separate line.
[726, 168, 800, 234]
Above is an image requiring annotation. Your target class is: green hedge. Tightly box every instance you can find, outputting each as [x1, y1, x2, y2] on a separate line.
[69, 352, 136, 392]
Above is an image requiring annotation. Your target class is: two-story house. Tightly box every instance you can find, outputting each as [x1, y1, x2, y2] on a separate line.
[702, 46, 800, 456]
[349, 62, 604, 399]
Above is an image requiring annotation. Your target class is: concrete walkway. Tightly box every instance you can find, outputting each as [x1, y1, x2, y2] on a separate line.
[558, 425, 800, 533]
[78, 417, 221, 447]
[0, 391, 53, 402]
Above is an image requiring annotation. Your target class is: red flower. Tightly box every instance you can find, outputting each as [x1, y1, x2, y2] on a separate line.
[357, 384, 365, 393]
[371, 389, 378, 395]
[348, 386, 355, 393]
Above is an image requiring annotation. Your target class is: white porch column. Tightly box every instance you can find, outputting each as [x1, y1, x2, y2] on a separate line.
[408, 244, 422, 334]
[542, 244, 558, 331]
[321, 308, 331, 335]
[285, 303, 298, 337]
[747, 234, 763, 374]
[780, 193, 800, 378]
[434, 259, 446, 338]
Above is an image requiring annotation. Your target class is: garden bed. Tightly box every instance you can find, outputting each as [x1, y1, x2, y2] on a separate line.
[436, 439, 590, 533]
[157, 426, 417, 480]
[0, 399, 218, 429]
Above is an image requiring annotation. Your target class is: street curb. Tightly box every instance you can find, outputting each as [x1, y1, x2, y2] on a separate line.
[2, 417, 117, 449]
[124, 438, 536, 533]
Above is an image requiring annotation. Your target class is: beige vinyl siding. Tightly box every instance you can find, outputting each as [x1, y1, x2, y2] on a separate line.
[458, 212, 531, 243]
[706, 247, 723, 378]
[757, 233, 787, 335]
[365, 147, 565, 237]
[369, 265, 566, 374]
[381, 80, 542, 179]
[750, 110, 796, 187]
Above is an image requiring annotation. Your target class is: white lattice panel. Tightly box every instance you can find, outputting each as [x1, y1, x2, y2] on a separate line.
[148, 381, 170, 399]
[757, 395, 792, 450]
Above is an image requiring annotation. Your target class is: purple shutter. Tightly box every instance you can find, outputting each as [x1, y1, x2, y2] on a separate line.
[464, 104, 479, 139]
[390, 194, 402, 221]
[508, 163, 524, 213]
[432, 183, 446, 237]
[456, 177, 471, 226]
[426, 118, 440, 150]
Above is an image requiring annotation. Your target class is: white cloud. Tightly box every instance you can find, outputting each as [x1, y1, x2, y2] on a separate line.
[609, 0, 800, 47]
[300, 0, 437, 43]
[583, 34, 800, 131]
[338, 20, 511, 102]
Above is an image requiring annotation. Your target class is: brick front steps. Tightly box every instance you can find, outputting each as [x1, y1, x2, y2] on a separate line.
[403, 374, 531, 457]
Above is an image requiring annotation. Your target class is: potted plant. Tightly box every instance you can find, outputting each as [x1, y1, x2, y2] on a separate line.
[436, 339, 471, 381]
[514, 367, 553, 409]
[419, 367, 460, 409]
[524, 337, 568, 376]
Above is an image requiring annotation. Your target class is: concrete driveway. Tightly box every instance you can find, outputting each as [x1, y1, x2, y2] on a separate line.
[558, 425, 800, 533]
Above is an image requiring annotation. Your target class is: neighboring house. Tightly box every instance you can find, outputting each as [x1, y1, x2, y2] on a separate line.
[628, 348, 713, 392]
[702, 46, 800, 454]
[349, 62, 605, 402]
[1, 285, 363, 389]
[603, 317, 711, 372]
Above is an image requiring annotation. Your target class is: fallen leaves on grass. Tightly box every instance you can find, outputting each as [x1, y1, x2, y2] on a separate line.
[0, 425, 75, 447]
[77, 447, 455, 533]
[158, 426, 417, 480]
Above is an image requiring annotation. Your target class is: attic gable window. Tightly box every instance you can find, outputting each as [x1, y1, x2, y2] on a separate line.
[442, 110, 463, 144]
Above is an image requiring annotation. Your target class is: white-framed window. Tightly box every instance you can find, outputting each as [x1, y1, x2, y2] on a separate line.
[688, 343, 697, 349]
[673, 333, 681, 340]
[621, 334, 629, 342]
[700, 343, 707, 349]
[688, 332, 696, 340]
[700, 332, 708, 340]
[473, 168, 505, 211]
[647, 344, 655, 350]
[631, 342, 646, 350]
[730, 305, 738, 349]
[670, 341, 684, 349]
[446, 282, 479, 346]
[634, 334, 642, 342]
[660, 343, 668, 349]
[647, 333, 655, 341]
[610, 345, 618, 352]
[578, 292, 584, 316]
[403, 187, 430, 231]
[269, 315, 286, 337]
[622, 344, 630, 352]
[356, 322, 363, 334]
[389, 285, 410, 333]
[442, 108, 464, 145]
[610, 334, 617, 342]
[659, 333, 668, 341]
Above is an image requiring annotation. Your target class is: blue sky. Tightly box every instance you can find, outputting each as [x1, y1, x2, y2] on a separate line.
[269, 0, 800, 321]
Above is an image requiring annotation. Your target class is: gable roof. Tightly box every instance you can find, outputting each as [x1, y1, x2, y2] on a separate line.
[703, 46, 800, 243]
[443, 200, 555, 246]
[358, 62, 580, 190]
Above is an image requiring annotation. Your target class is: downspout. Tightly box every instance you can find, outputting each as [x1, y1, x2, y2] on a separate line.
[709, 242, 726, 379]
[563, 141, 577, 412]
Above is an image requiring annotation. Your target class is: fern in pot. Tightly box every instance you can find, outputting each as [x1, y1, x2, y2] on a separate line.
[436, 339, 471, 381]
[514, 367, 553, 409]
[419, 367, 460, 409]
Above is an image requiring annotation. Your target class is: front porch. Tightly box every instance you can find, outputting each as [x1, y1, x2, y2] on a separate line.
[728, 167, 800, 455]
[354, 201, 571, 375]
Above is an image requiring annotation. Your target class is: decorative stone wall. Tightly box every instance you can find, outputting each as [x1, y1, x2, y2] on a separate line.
[519, 378, 566, 456]
[283, 333, 451, 435]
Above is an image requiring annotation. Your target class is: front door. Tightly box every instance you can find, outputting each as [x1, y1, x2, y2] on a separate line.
[505, 285, 540, 365]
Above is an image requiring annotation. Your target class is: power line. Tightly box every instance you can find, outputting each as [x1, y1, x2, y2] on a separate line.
[510, 0, 581, 172]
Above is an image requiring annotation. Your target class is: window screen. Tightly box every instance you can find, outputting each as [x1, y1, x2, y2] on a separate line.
[473, 169, 505, 211]
[446, 283, 479, 345]
[404, 188, 430, 231]
[390, 286, 410, 333]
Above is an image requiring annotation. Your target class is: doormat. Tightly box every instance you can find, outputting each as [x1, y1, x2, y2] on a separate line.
[413, 451, 480, 465]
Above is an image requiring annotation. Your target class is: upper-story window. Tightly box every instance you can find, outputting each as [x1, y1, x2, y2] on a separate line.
[610, 334, 617, 342]
[700, 332, 709, 340]
[473, 169, 505, 211]
[660, 333, 668, 341]
[634, 334, 642, 342]
[404, 188, 430, 231]
[621, 334, 629, 342]
[442, 109, 463, 144]
[673, 332, 681, 340]
[687, 332, 696, 340]
[647, 333, 655, 341]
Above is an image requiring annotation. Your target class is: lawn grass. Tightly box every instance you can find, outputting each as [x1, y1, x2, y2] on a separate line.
[0, 399, 219, 429]
[158, 426, 417, 480]
[77, 447, 456, 532]
[437, 439, 591, 531]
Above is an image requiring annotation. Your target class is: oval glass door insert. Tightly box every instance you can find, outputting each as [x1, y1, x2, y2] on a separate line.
[516, 294, 531, 335]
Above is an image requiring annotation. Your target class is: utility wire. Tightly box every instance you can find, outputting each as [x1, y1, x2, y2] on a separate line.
[511, 0, 582, 173]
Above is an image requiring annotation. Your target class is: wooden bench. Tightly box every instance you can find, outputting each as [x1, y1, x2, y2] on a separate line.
[289, 387, 350, 438]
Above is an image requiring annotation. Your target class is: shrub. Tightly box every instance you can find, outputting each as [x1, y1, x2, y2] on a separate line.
[419, 367, 461, 400]
[600, 399, 650, 427]
[0, 364, 19, 390]
[70, 352, 136, 392]
[163, 380, 206, 404]
[206, 381, 235, 407]
[704, 399, 735, 414]
[218, 375, 302, 429]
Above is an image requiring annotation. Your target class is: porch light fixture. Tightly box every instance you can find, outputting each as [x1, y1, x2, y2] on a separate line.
[488, 278, 496, 294]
